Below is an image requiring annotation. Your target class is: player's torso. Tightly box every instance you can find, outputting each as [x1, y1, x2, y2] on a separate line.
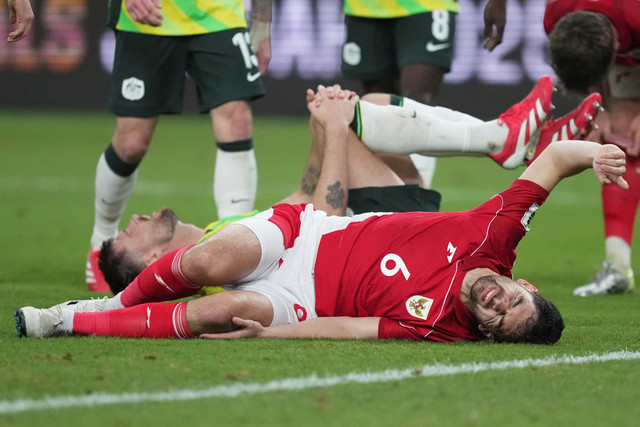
[313, 209, 499, 326]
[312, 180, 544, 340]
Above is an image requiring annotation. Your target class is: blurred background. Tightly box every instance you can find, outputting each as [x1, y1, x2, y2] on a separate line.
[0, 0, 581, 118]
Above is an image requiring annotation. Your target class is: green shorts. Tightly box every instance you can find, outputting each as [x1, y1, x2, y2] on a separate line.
[109, 29, 266, 117]
[341, 11, 457, 82]
[347, 185, 441, 215]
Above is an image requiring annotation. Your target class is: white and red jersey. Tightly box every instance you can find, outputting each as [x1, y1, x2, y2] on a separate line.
[544, 0, 640, 66]
[268, 179, 549, 342]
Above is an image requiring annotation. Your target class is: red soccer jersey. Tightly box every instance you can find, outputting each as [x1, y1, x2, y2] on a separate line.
[312, 179, 549, 342]
[544, 0, 640, 64]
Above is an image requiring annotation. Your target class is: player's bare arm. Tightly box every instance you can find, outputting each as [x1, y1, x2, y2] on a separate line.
[7, 0, 34, 42]
[520, 141, 628, 192]
[200, 316, 381, 340]
[249, 0, 272, 74]
[125, 0, 163, 27]
[483, 0, 507, 51]
[306, 85, 360, 215]
[279, 86, 359, 208]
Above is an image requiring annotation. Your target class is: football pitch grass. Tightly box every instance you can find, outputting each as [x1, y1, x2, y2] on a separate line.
[1, 110, 639, 426]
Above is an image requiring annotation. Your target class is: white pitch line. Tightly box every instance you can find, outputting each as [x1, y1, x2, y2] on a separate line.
[1, 350, 638, 415]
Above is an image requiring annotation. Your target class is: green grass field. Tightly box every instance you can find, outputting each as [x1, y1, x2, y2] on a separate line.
[1, 110, 639, 426]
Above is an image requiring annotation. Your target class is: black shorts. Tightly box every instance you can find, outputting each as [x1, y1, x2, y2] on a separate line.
[341, 11, 457, 81]
[109, 29, 266, 117]
[347, 185, 441, 215]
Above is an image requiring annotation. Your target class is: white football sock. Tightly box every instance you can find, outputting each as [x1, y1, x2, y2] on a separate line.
[214, 148, 257, 219]
[400, 98, 483, 124]
[61, 309, 74, 333]
[605, 236, 632, 275]
[107, 293, 125, 310]
[91, 153, 137, 249]
[358, 101, 507, 156]
[401, 99, 482, 188]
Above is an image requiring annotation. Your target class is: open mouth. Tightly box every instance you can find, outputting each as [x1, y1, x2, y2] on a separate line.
[481, 286, 499, 304]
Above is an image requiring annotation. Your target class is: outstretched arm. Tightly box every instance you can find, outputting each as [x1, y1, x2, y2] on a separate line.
[519, 141, 628, 192]
[200, 316, 381, 340]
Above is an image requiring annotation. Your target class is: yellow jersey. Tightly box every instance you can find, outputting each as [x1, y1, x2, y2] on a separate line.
[107, 0, 248, 36]
[343, 0, 458, 18]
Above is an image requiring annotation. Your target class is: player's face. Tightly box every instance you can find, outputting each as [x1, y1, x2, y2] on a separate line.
[468, 275, 538, 340]
[112, 208, 178, 256]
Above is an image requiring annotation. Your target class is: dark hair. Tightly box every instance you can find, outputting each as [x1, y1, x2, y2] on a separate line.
[98, 239, 146, 294]
[547, 11, 614, 94]
[496, 293, 564, 345]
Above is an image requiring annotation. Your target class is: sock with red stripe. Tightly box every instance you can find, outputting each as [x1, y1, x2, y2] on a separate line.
[70, 301, 195, 339]
[120, 245, 201, 307]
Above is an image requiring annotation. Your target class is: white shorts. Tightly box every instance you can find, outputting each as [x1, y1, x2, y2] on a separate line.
[227, 205, 381, 326]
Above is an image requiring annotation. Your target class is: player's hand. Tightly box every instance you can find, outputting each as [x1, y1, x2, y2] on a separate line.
[199, 317, 265, 340]
[250, 22, 271, 74]
[7, 0, 34, 42]
[307, 85, 359, 126]
[125, 0, 163, 27]
[307, 84, 357, 105]
[482, 0, 507, 51]
[593, 144, 628, 189]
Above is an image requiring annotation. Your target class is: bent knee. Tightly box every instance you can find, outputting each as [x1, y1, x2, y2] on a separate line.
[181, 247, 223, 285]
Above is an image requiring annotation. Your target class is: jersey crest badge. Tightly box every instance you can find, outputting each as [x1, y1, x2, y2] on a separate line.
[406, 295, 434, 320]
[122, 77, 145, 101]
[342, 42, 361, 66]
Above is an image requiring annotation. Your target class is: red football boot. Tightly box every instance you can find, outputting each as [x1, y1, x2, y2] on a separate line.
[488, 75, 554, 169]
[525, 92, 602, 165]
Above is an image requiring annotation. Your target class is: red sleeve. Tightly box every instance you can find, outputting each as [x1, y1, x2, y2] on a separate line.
[461, 179, 549, 276]
[378, 318, 422, 340]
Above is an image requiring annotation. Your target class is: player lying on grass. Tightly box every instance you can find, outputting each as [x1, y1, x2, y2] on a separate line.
[15, 80, 622, 344]
[98, 76, 600, 294]
[84, 72, 601, 292]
